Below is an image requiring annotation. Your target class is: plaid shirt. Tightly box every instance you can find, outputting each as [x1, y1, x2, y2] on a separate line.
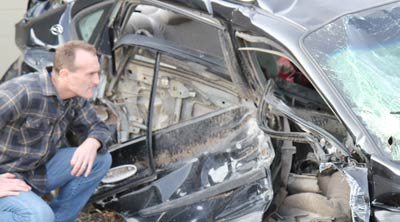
[0, 72, 111, 193]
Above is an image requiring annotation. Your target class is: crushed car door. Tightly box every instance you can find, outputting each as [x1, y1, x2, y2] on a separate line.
[91, 32, 275, 221]
[89, 3, 276, 220]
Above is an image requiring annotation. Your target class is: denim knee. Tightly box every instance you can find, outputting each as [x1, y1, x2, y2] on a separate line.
[3, 198, 55, 222]
[26, 202, 55, 222]
[93, 151, 112, 175]
[0, 190, 55, 222]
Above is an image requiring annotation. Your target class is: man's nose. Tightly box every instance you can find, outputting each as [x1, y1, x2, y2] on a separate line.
[93, 73, 100, 85]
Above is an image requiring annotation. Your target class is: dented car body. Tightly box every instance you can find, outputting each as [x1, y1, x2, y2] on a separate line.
[6, 0, 400, 221]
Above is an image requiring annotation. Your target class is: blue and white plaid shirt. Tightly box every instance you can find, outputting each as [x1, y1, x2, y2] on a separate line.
[0, 72, 111, 193]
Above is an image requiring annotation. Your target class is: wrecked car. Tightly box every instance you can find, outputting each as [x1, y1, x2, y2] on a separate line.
[5, 0, 400, 221]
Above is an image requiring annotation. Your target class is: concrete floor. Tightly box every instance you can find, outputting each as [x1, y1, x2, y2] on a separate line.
[0, 1, 26, 76]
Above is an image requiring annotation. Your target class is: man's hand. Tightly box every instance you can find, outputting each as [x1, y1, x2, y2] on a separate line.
[0, 173, 31, 197]
[70, 138, 101, 177]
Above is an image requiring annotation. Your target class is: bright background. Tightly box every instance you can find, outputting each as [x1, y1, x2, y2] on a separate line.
[0, 1, 26, 77]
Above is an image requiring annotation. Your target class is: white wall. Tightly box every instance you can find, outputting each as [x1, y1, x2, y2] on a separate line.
[0, 1, 26, 76]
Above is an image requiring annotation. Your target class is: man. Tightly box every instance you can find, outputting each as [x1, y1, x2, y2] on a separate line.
[0, 41, 112, 222]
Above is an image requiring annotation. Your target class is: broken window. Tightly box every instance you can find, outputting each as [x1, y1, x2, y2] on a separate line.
[304, 2, 400, 160]
[236, 35, 347, 141]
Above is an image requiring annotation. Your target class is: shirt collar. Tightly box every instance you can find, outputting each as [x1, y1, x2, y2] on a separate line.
[39, 70, 63, 101]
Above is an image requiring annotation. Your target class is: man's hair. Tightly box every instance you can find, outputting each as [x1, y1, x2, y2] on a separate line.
[53, 41, 97, 73]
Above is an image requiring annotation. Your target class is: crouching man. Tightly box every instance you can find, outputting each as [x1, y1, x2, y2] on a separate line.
[0, 41, 112, 222]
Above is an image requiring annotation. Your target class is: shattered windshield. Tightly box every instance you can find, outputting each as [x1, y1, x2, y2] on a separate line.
[304, 2, 400, 160]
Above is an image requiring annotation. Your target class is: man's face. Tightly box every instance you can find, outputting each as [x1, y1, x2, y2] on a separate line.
[66, 49, 100, 99]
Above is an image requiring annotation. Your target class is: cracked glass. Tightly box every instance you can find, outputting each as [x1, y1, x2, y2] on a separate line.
[304, 2, 400, 160]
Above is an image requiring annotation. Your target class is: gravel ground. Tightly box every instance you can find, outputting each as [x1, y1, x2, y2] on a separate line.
[77, 204, 125, 222]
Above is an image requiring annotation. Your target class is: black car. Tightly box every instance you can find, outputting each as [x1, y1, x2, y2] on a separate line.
[6, 0, 400, 221]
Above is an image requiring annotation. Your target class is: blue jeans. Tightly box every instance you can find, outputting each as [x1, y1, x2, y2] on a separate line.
[0, 147, 112, 222]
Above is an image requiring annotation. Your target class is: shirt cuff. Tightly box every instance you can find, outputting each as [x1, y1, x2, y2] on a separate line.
[88, 131, 111, 154]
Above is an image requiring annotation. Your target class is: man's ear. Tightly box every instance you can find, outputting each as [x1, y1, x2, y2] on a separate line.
[58, 68, 70, 79]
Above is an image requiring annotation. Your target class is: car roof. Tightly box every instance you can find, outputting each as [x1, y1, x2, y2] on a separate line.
[257, 0, 399, 30]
